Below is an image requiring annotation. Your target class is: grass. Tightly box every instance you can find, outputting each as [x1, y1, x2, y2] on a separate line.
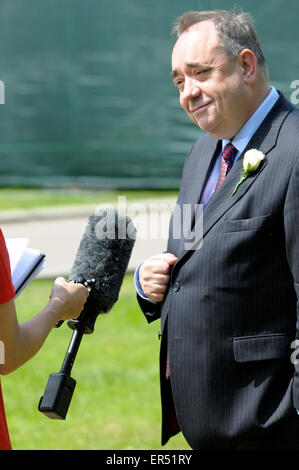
[1, 274, 190, 450]
[0, 188, 177, 211]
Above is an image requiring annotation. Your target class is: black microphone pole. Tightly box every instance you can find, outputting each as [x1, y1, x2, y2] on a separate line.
[38, 325, 84, 419]
[38, 279, 96, 420]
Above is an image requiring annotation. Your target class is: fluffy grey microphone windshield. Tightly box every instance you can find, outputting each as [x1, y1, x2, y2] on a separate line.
[69, 208, 136, 314]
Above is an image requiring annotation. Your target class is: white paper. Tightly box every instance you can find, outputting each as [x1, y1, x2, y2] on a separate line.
[5, 238, 29, 273]
[6, 238, 46, 297]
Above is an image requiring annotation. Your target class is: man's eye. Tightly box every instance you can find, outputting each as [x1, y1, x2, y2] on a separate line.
[194, 69, 209, 77]
[174, 80, 184, 88]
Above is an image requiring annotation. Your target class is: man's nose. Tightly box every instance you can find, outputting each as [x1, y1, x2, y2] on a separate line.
[181, 77, 201, 100]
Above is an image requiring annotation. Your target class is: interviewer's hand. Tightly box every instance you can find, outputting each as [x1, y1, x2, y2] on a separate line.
[139, 253, 177, 302]
[49, 277, 89, 321]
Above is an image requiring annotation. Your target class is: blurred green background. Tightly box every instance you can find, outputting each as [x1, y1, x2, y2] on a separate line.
[0, 0, 298, 451]
[0, 0, 298, 189]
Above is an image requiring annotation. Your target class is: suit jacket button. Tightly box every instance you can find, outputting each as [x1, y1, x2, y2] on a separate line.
[173, 281, 180, 292]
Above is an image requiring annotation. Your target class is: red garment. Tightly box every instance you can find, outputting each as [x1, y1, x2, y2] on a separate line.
[0, 229, 15, 450]
[0, 383, 11, 450]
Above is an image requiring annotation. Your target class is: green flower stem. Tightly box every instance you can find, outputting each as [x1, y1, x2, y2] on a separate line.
[232, 171, 248, 196]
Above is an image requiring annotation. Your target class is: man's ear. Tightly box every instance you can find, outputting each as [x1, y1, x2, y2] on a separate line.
[238, 48, 258, 85]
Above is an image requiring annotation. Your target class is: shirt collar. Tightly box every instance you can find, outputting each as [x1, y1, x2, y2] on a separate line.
[222, 86, 280, 155]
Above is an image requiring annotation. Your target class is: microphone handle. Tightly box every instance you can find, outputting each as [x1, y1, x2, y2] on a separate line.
[59, 325, 85, 376]
[38, 324, 85, 420]
[39, 278, 97, 419]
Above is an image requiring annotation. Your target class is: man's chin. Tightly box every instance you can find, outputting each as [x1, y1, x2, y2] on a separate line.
[192, 117, 218, 134]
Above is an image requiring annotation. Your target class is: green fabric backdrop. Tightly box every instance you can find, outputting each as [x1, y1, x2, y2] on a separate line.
[0, 0, 297, 189]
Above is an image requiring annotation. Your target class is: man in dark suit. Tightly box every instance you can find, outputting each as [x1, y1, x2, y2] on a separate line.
[135, 10, 299, 449]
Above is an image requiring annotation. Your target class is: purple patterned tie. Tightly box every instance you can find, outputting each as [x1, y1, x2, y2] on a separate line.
[212, 143, 236, 195]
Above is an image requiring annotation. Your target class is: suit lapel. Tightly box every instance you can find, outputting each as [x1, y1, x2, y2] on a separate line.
[175, 93, 293, 258]
[174, 136, 220, 255]
[186, 136, 220, 209]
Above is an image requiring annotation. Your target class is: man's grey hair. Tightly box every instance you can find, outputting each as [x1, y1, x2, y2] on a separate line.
[172, 10, 269, 81]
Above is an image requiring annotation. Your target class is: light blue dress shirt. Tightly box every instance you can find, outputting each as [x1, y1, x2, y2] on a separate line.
[200, 86, 279, 207]
[135, 86, 280, 299]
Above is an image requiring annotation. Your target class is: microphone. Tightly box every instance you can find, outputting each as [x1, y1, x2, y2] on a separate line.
[68, 207, 137, 333]
[38, 208, 136, 420]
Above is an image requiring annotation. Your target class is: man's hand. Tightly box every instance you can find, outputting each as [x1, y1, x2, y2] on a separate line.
[139, 253, 178, 302]
[49, 277, 90, 321]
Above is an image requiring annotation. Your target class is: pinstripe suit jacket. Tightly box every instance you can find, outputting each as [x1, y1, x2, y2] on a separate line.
[138, 92, 299, 449]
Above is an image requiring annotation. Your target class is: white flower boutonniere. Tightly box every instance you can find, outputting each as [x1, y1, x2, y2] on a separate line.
[232, 149, 265, 196]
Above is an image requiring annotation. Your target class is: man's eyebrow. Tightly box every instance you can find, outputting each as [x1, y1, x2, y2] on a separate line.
[171, 62, 210, 79]
[186, 62, 209, 69]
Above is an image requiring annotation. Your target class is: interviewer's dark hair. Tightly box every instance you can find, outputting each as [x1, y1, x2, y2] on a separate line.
[172, 10, 269, 81]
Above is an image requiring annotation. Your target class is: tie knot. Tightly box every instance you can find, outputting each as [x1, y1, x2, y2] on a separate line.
[222, 143, 236, 164]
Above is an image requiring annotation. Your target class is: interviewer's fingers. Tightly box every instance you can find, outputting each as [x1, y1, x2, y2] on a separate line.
[49, 277, 89, 320]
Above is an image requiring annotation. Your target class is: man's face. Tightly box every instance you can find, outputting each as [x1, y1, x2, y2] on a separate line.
[171, 21, 249, 139]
